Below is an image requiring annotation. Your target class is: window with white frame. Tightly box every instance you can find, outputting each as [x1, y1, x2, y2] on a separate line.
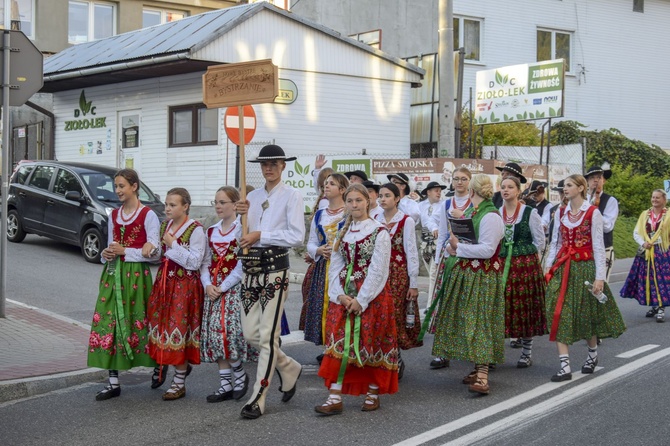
[349, 29, 381, 50]
[142, 8, 187, 28]
[537, 29, 571, 72]
[0, 0, 35, 38]
[169, 104, 218, 147]
[453, 16, 482, 61]
[68, 1, 115, 44]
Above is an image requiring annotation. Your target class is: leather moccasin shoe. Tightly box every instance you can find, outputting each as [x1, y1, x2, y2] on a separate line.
[206, 390, 233, 403]
[241, 403, 262, 419]
[151, 365, 169, 389]
[430, 358, 449, 369]
[468, 381, 490, 395]
[314, 401, 343, 416]
[162, 386, 186, 401]
[550, 372, 572, 382]
[95, 386, 121, 401]
[462, 371, 477, 385]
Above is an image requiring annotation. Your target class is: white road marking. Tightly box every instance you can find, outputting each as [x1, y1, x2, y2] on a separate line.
[394, 347, 670, 446]
[615, 344, 659, 359]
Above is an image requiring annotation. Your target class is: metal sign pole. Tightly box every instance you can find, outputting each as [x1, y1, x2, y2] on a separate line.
[1, 0, 11, 318]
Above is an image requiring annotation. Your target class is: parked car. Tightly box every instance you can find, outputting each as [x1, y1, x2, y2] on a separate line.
[6, 161, 166, 263]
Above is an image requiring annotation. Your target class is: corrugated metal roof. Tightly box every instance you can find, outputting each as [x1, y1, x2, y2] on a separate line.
[43, 2, 423, 91]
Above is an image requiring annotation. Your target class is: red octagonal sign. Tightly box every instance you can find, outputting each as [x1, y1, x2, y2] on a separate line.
[224, 105, 257, 146]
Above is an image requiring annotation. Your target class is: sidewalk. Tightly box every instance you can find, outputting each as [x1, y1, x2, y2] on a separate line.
[0, 254, 634, 403]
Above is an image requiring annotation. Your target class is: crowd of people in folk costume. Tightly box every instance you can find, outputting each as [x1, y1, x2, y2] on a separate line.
[86, 145, 668, 417]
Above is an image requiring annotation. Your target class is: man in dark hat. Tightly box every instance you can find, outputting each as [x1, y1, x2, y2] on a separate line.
[585, 165, 618, 281]
[387, 173, 421, 223]
[419, 182, 447, 312]
[362, 180, 383, 220]
[493, 162, 527, 208]
[525, 180, 551, 230]
[235, 144, 305, 419]
[344, 170, 368, 184]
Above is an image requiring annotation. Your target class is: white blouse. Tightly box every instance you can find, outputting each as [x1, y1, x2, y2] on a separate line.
[163, 218, 207, 271]
[106, 206, 161, 263]
[328, 218, 391, 312]
[306, 208, 345, 262]
[455, 212, 505, 259]
[546, 201, 607, 280]
[498, 204, 546, 253]
[435, 195, 472, 263]
[200, 219, 243, 294]
[399, 196, 421, 225]
[376, 210, 419, 288]
[587, 192, 619, 234]
[369, 205, 384, 221]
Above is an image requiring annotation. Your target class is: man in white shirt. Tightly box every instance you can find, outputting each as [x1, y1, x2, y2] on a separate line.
[363, 180, 383, 221]
[387, 173, 421, 223]
[236, 145, 306, 420]
[585, 165, 619, 282]
[419, 182, 446, 312]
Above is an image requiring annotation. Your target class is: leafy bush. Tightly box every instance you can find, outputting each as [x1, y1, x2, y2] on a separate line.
[613, 216, 640, 259]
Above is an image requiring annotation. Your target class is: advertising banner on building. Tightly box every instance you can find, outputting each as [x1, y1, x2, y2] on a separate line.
[475, 59, 565, 125]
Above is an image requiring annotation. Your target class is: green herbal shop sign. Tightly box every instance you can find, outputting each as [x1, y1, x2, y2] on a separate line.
[64, 91, 108, 131]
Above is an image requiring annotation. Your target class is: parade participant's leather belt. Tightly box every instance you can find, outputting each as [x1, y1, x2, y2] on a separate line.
[239, 247, 290, 274]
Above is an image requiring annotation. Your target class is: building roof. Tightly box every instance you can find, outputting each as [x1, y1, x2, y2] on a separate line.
[43, 2, 423, 93]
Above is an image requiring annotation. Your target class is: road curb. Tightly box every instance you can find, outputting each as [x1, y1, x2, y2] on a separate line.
[0, 368, 107, 403]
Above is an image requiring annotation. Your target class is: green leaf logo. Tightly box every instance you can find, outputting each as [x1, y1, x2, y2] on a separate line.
[79, 90, 93, 116]
[294, 160, 310, 177]
[495, 71, 509, 86]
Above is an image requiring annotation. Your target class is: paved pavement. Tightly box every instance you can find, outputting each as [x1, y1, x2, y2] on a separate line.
[0, 253, 634, 403]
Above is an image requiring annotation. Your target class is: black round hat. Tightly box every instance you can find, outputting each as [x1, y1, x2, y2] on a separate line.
[344, 170, 368, 182]
[495, 162, 527, 183]
[585, 165, 612, 180]
[248, 144, 297, 163]
[387, 173, 410, 185]
[420, 181, 447, 196]
[362, 180, 380, 193]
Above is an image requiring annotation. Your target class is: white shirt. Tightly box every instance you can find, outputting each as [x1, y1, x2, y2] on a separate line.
[376, 210, 420, 289]
[105, 206, 161, 263]
[455, 212, 505, 260]
[435, 195, 472, 263]
[369, 205, 384, 221]
[399, 196, 421, 225]
[328, 218, 391, 312]
[587, 192, 619, 234]
[247, 181, 306, 248]
[498, 205, 546, 253]
[546, 202, 607, 280]
[163, 218, 207, 271]
[420, 199, 442, 233]
[200, 219, 244, 294]
[307, 208, 345, 262]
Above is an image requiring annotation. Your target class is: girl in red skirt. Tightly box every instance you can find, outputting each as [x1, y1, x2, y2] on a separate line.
[147, 187, 206, 400]
[316, 184, 399, 415]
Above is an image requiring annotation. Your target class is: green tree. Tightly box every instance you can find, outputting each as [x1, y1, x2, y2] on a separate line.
[459, 109, 541, 157]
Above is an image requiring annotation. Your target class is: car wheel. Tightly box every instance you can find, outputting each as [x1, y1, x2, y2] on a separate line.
[7, 209, 27, 242]
[81, 228, 103, 263]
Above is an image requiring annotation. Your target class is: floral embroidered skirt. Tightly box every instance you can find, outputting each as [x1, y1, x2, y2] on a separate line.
[503, 253, 548, 338]
[87, 262, 156, 370]
[200, 284, 258, 363]
[318, 286, 399, 396]
[620, 248, 670, 307]
[299, 260, 316, 330]
[546, 259, 626, 345]
[147, 268, 204, 365]
[389, 260, 422, 350]
[432, 260, 505, 365]
[303, 258, 328, 345]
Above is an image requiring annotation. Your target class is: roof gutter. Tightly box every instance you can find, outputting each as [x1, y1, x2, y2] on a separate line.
[43, 52, 192, 83]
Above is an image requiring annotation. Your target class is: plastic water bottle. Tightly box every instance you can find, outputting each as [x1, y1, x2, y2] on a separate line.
[406, 302, 416, 328]
[585, 281, 607, 304]
[107, 257, 116, 275]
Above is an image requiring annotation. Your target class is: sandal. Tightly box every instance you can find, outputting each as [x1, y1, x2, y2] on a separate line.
[468, 365, 490, 395]
[361, 387, 380, 412]
[581, 356, 598, 374]
[462, 370, 477, 385]
[517, 352, 532, 369]
[314, 390, 343, 416]
[646, 306, 659, 318]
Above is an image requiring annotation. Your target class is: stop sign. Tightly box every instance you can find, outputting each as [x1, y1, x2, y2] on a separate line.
[224, 105, 257, 145]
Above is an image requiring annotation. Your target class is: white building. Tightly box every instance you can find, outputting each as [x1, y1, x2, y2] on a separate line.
[42, 2, 423, 206]
[292, 0, 670, 150]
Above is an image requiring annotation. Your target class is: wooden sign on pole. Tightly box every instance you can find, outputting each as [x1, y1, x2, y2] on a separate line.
[202, 60, 279, 248]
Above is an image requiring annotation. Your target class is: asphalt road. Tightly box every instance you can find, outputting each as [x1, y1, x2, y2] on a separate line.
[2, 234, 670, 445]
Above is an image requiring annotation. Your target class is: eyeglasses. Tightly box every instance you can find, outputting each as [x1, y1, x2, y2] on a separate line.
[211, 200, 233, 206]
[453, 177, 469, 182]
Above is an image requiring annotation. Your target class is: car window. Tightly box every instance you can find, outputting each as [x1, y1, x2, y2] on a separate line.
[81, 172, 118, 202]
[53, 169, 83, 196]
[28, 166, 55, 190]
[139, 182, 156, 203]
[13, 165, 35, 184]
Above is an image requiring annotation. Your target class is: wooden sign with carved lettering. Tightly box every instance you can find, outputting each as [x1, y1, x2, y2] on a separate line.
[202, 59, 279, 108]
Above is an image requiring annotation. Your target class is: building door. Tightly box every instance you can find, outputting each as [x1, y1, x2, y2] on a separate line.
[117, 110, 141, 171]
[12, 122, 44, 167]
